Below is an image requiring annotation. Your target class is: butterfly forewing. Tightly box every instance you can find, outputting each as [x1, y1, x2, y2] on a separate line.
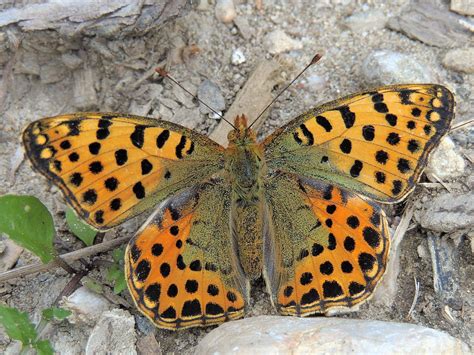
[264, 84, 454, 203]
[22, 113, 225, 230]
[125, 182, 249, 329]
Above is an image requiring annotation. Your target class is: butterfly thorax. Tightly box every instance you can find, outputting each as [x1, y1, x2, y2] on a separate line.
[225, 115, 266, 279]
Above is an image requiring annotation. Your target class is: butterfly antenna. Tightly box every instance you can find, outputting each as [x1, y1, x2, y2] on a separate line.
[155, 68, 237, 129]
[248, 53, 322, 130]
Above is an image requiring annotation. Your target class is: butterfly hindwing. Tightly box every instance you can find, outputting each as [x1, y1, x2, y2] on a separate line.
[125, 181, 249, 330]
[22, 113, 224, 230]
[264, 84, 454, 203]
[264, 174, 389, 315]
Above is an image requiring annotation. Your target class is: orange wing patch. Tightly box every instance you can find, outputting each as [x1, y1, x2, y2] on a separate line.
[264, 84, 455, 203]
[23, 113, 224, 229]
[125, 184, 248, 330]
[264, 175, 389, 316]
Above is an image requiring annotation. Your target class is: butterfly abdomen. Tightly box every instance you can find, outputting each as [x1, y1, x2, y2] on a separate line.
[226, 126, 267, 280]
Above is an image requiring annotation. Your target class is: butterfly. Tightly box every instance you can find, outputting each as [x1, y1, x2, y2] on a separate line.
[22, 83, 454, 330]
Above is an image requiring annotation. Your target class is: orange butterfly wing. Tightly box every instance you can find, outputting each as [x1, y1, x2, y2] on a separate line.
[125, 182, 249, 330]
[264, 175, 389, 315]
[22, 113, 224, 230]
[264, 84, 454, 203]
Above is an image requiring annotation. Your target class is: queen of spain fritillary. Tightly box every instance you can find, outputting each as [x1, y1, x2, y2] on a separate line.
[23, 83, 454, 330]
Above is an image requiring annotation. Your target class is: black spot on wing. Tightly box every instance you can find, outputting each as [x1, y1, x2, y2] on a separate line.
[338, 106, 355, 128]
[130, 125, 146, 148]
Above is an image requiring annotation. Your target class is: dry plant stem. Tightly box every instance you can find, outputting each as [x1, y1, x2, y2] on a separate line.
[54, 255, 77, 275]
[407, 276, 420, 319]
[0, 235, 130, 283]
[373, 203, 415, 304]
[450, 118, 474, 132]
[430, 173, 453, 193]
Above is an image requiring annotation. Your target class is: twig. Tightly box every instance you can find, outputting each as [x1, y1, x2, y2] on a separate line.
[419, 182, 455, 189]
[430, 173, 453, 193]
[462, 151, 473, 164]
[407, 276, 420, 319]
[0, 235, 129, 283]
[450, 118, 474, 132]
[392, 204, 415, 249]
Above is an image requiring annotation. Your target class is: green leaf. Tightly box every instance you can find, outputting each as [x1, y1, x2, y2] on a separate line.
[113, 272, 127, 294]
[112, 247, 125, 262]
[0, 195, 55, 263]
[42, 307, 71, 321]
[66, 208, 97, 246]
[106, 265, 121, 281]
[83, 277, 104, 294]
[34, 339, 54, 355]
[0, 305, 37, 346]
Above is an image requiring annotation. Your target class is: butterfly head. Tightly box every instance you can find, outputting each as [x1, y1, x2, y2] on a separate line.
[227, 114, 257, 146]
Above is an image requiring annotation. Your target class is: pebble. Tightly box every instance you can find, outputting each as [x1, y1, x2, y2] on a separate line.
[0, 240, 23, 272]
[343, 10, 387, 33]
[388, 1, 471, 48]
[159, 97, 180, 110]
[170, 107, 201, 129]
[215, 0, 236, 24]
[233, 16, 254, 39]
[414, 193, 474, 234]
[61, 286, 111, 326]
[172, 81, 197, 109]
[40, 60, 68, 84]
[417, 243, 430, 260]
[14, 52, 40, 76]
[442, 48, 474, 73]
[231, 48, 246, 65]
[426, 137, 465, 180]
[263, 29, 303, 55]
[450, 0, 474, 16]
[362, 50, 434, 85]
[158, 103, 173, 121]
[85, 309, 137, 355]
[195, 316, 470, 354]
[61, 53, 83, 70]
[197, 79, 226, 114]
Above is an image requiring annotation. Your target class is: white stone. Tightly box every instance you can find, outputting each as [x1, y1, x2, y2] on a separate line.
[362, 50, 434, 85]
[442, 47, 474, 74]
[263, 29, 303, 55]
[85, 309, 137, 355]
[451, 0, 474, 15]
[426, 137, 465, 180]
[215, 0, 236, 24]
[231, 48, 246, 65]
[197, 79, 226, 114]
[414, 193, 474, 234]
[61, 286, 111, 325]
[343, 10, 387, 33]
[196, 316, 470, 355]
[169, 106, 201, 129]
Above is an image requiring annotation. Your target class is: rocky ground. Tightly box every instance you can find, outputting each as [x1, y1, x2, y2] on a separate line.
[0, 0, 472, 353]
